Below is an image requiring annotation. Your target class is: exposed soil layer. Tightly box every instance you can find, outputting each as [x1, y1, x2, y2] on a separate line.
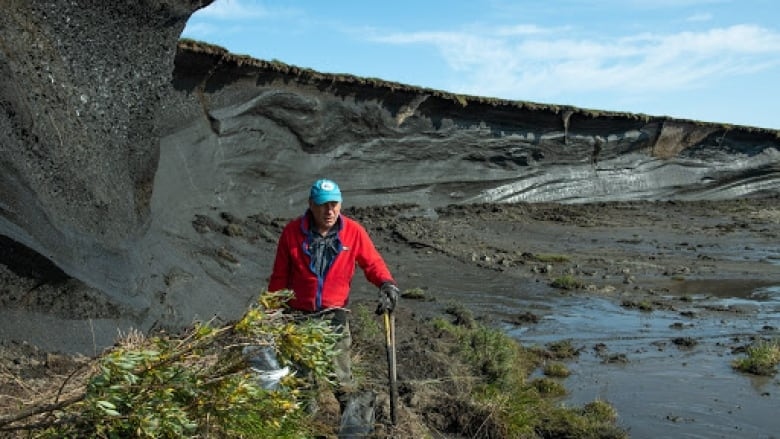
[2, 197, 779, 437]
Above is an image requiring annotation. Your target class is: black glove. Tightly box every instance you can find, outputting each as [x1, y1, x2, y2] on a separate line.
[376, 282, 400, 314]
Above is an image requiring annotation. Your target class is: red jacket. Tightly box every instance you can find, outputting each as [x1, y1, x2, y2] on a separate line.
[268, 212, 394, 311]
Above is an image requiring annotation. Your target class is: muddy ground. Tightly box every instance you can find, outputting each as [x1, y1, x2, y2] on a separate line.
[2, 197, 779, 437]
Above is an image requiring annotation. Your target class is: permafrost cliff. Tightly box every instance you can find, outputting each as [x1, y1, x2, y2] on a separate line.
[1, 1, 778, 351]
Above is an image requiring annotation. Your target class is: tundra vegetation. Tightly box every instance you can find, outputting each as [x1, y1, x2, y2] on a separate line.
[550, 275, 586, 290]
[533, 254, 571, 263]
[0, 290, 627, 438]
[731, 338, 780, 376]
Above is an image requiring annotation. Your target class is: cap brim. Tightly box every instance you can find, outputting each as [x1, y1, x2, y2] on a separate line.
[312, 195, 342, 205]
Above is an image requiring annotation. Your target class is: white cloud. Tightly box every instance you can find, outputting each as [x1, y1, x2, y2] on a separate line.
[374, 23, 780, 100]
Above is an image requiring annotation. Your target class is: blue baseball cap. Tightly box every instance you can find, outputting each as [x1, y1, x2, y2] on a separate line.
[309, 179, 342, 205]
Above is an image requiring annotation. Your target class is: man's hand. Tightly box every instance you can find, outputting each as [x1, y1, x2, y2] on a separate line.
[376, 282, 400, 314]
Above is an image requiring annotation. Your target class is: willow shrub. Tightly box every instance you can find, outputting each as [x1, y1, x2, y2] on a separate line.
[38, 290, 339, 439]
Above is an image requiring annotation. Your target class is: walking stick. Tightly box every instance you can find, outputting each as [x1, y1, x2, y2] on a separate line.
[383, 310, 398, 425]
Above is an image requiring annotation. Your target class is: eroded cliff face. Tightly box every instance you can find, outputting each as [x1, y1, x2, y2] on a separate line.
[1, 7, 778, 351]
[1, 1, 211, 310]
[167, 42, 780, 215]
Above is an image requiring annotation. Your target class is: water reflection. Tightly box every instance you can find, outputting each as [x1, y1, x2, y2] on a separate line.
[502, 283, 780, 437]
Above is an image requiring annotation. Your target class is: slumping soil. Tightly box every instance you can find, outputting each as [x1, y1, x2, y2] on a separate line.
[1, 197, 779, 437]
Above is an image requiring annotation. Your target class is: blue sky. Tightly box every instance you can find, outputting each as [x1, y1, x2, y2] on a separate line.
[182, 0, 780, 130]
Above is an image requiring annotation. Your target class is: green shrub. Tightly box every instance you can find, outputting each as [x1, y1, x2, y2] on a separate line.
[24, 290, 339, 438]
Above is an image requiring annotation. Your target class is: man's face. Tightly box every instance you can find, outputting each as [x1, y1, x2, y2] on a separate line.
[309, 200, 341, 231]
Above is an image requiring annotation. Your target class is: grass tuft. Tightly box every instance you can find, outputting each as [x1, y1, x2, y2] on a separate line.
[732, 339, 780, 376]
[431, 318, 626, 438]
[543, 361, 571, 378]
[401, 287, 427, 299]
[534, 253, 571, 263]
[551, 275, 585, 290]
[546, 339, 580, 359]
[531, 377, 567, 396]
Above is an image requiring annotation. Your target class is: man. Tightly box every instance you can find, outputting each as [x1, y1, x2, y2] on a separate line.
[268, 178, 400, 392]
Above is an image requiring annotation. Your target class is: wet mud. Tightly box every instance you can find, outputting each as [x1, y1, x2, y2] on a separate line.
[2, 197, 779, 437]
[344, 197, 780, 437]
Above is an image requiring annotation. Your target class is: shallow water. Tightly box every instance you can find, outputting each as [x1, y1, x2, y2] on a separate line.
[495, 284, 780, 438]
[387, 256, 780, 438]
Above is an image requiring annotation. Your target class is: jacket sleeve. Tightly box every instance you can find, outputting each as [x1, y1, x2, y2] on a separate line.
[354, 223, 395, 288]
[268, 224, 293, 292]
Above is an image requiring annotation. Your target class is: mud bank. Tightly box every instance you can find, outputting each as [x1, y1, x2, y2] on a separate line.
[2, 197, 779, 437]
[2, 31, 779, 337]
[342, 197, 780, 437]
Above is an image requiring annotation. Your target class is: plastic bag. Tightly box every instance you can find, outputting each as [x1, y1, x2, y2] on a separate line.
[242, 344, 290, 390]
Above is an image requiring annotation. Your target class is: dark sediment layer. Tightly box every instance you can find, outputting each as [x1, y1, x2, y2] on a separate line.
[1, 4, 778, 351]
